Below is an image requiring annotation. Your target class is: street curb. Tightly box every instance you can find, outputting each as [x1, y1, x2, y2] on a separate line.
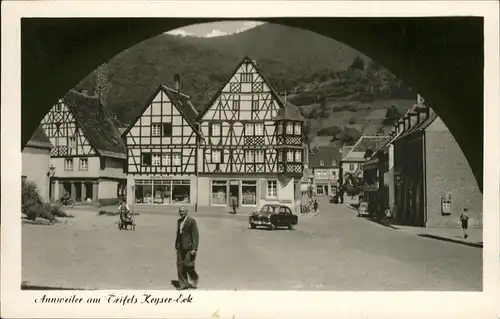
[417, 233, 483, 248]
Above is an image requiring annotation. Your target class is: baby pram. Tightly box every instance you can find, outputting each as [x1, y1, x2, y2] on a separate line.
[118, 204, 136, 231]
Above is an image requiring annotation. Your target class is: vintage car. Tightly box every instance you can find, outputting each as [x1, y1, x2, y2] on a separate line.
[357, 202, 369, 217]
[249, 204, 298, 230]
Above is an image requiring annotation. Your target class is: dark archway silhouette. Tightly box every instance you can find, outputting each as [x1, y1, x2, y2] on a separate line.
[21, 17, 483, 189]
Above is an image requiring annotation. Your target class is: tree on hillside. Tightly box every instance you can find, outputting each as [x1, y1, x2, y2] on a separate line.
[317, 125, 341, 137]
[383, 104, 403, 125]
[337, 126, 362, 146]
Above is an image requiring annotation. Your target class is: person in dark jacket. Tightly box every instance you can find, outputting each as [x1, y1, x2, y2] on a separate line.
[175, 206, 199, 290]
[460, 208, 470, 239]
[231, 195, 238, 215]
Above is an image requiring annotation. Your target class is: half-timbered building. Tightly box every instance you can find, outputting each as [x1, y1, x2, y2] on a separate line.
[40, 90, 127, 205]
[196, 57, 305, 212]
[123, 83, 200, 206]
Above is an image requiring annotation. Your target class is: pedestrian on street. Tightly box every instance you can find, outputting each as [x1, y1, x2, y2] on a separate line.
[231, 195, 238, 215]
[175, 206, 199, 290]
[313, 200, 319, 213]
[460, 208, 470, 239]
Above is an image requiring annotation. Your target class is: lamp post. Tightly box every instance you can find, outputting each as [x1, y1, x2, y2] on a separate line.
[46, 164, 56, 202]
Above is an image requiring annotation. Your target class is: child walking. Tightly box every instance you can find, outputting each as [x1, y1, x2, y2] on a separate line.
[460, 208, 470, 239]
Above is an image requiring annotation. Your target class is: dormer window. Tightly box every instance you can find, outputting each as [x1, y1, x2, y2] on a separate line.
[332, 160, 337, 166]
[320, 160, 324, 166]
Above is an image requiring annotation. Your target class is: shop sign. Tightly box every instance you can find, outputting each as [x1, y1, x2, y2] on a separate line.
[441, 193, 452, 215]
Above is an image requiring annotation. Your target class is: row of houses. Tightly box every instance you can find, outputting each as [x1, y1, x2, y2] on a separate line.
[22, 57, 307, 212]
[361, 97, 483, 228]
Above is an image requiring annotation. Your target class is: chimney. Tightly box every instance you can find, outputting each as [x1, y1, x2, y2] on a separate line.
[174, 73, 181, 94]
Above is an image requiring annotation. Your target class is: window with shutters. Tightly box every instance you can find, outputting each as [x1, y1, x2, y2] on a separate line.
[142, 153, 152, 166]
[152, 153, 161, 166]
[267, 180, 277, 198]
[151, 124, 162, 136]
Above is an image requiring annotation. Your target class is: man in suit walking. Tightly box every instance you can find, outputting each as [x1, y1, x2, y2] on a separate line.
[175, 206, 199, 290]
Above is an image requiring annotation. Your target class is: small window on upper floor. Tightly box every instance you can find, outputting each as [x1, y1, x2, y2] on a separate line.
[210, 123, 221, 136]
[320, 160, 324, 166]
[286, 122, 294, 134]
[54, 104, 61, 112]
[294, 123, 302, 135]
[240, 73, 253, 83]
[162, 123, 172, 137]
[151, 124, 162, 137]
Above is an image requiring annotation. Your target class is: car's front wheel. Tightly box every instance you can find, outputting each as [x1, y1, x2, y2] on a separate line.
[287, 222, 294, 230]
[250, 223, 256, 229]
[268, 223, 276, 230]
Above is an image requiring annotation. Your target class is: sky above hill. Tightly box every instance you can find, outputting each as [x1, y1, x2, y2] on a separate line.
[166, 20, 265, 37]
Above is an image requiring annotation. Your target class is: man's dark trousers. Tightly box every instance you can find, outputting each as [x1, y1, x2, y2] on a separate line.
[177, 250, 199, 288]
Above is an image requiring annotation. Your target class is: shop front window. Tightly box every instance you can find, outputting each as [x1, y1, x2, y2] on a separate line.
[212, 180, 228, 205]
[242, 180, 257, 205]
[172, 180, 190, 204]
[134, 179, 189, 204]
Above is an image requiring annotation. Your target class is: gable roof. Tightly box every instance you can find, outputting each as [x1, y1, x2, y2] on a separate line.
[63, 90, 127, 159]
[197, 56, 289, 121]
[343, 135, 391, 161]
[274, 99, 305, 122]
[308, 146, 342, 168]
[25, 126, 53, 150]
[122, 85, 200, 137]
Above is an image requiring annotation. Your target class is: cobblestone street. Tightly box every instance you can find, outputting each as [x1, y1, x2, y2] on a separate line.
[22, 200, 482, 291]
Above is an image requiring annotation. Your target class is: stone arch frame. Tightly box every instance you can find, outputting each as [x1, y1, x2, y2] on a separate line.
[20, 17, 484, 189]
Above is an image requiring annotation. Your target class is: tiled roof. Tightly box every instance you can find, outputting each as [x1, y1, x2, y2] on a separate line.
[274, 100, 305, 121]
[397, 108, 438, 140]
[308, 146, 342, 168]
[161, 85, 199, 124]
[25, 126, 53, 150]
[63, 90, 127, 159]
[343, 136, 390, 161]
[122, 85, 201, 138]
